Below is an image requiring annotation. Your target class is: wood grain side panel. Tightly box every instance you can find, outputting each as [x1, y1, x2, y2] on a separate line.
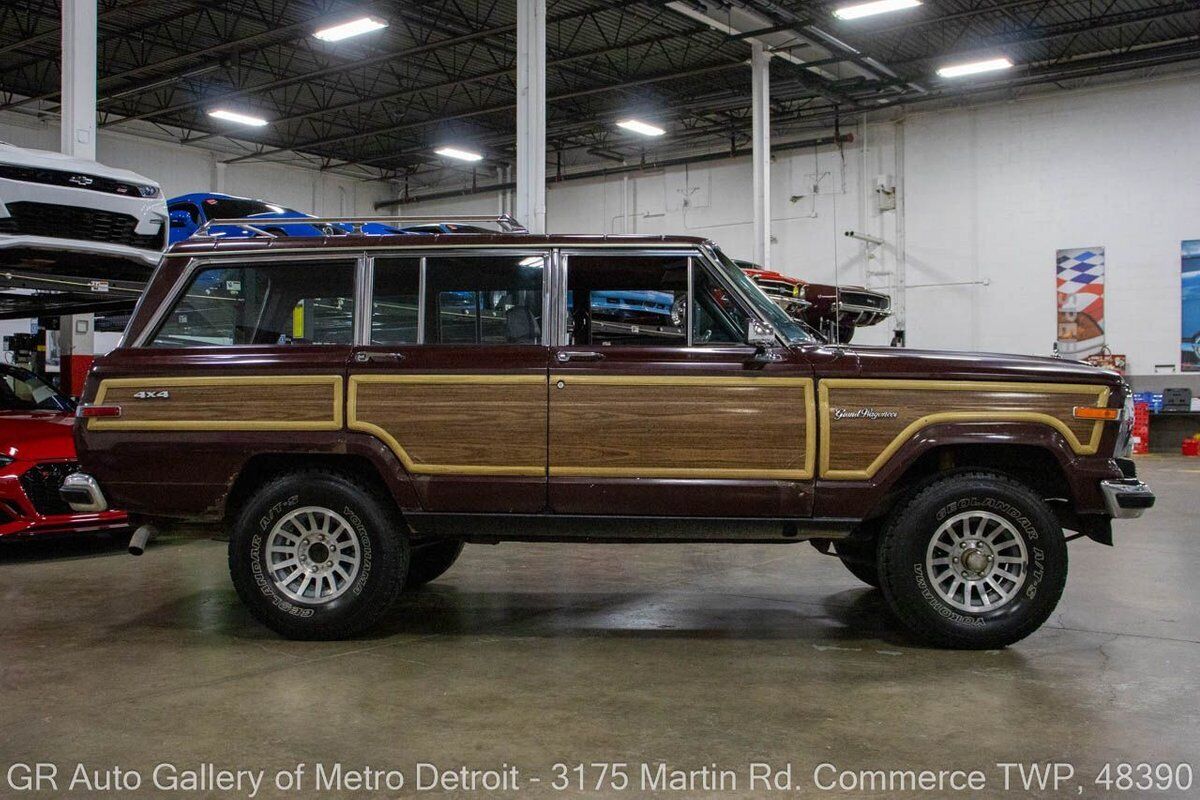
[549, 377, 814, 479]
[89, 376, 343, 430]
[819, 380, 1109, 479]
[348, 376, 547, 476]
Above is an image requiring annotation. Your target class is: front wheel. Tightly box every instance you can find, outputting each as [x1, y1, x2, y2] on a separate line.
[228, 470, 408, 639]
[878, 471, 1067, 649]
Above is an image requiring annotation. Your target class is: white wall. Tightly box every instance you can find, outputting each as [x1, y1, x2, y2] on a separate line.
[405, 72, 1200, 370]
[902, 74, 1200, 373]
[0, 114, 391, 216]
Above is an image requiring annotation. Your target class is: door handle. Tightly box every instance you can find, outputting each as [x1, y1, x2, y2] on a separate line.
[555, 350, 604, 362]
[354, 351, 406, 363]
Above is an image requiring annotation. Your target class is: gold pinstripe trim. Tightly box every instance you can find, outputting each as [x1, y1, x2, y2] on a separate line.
[550, 374, 816, 480]
[347, 374, 546, 477]
[88, 375, 343, 431]
[818, 379, 1112, 480]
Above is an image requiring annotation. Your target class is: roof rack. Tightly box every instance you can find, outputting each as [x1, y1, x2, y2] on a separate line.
[193, 213, 528, 238]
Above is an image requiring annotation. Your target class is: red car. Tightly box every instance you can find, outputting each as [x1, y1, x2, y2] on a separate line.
[737, 261, 891, 344]
[0, 365, 127, 538]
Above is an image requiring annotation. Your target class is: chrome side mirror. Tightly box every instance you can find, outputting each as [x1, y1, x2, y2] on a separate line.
[747, 319, 776, 347]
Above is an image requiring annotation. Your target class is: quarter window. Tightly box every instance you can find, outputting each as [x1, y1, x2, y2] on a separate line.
[423, 254, 545, 345]
[149, 260, 356, 347]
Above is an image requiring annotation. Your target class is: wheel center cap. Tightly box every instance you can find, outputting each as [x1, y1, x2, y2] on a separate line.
[308, 542, 330, 564]
[963, 549, 989, 573]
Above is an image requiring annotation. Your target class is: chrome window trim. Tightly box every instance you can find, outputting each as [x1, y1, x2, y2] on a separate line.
[134, 252, 363, 349]
[698, 243, 789, 348]
[353, 254, 372, 346]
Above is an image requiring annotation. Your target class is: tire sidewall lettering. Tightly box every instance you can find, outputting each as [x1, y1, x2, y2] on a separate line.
[915, 494, 1043, 625]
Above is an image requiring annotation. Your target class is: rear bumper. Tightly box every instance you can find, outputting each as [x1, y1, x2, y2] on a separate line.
[1100, 478, 1155, 519]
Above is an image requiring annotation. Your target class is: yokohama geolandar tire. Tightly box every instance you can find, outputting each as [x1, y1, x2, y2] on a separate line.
[405, 539, 465, 589]
[229, 470, 409, 640]
[878, 471, 1068, 650]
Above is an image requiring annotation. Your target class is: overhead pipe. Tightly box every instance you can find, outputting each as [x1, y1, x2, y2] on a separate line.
[376, 133, 854, 210]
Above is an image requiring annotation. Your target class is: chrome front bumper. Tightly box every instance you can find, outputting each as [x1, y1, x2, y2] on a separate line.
[1100, 478, 1155, 519]
[60, 473, 109, 513]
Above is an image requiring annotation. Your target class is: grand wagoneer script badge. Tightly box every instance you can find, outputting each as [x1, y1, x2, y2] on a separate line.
[832, 407, 900, 421]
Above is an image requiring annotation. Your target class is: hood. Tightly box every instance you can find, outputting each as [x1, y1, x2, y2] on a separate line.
[0, 412, 76, 462]
[0, 142, 160, 188]
[846, 345, 1123, 386]
[743, 267, 804, 286]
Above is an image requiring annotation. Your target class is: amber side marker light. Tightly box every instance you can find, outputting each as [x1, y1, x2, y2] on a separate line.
[1073, 406, 1121, 421]
[77, 405, 122, 418]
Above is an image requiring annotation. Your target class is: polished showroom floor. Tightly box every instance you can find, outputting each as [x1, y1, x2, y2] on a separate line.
[2, 456, 1197, 798]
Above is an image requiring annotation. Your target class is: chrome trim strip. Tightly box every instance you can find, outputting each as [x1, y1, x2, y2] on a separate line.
[60, 473, 108, 513]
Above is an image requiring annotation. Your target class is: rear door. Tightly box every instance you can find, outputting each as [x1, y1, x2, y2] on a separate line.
[347, 249, 550, 513]
[548, 249, 816, 517]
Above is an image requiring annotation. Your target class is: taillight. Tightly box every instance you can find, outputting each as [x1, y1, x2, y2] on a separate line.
[76, 404, 122, 418]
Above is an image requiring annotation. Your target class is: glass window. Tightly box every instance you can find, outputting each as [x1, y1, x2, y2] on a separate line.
[149, 260, 356, 347]
[565, 254, 749, 347]
[423, 254, 545, 345]
[566, 255, 688, 347]
[0, 367, 64, 411]
[371, 257, 420, 345]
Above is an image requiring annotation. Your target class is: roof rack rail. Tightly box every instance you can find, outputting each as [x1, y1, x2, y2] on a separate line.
[192, 213, 528, 238]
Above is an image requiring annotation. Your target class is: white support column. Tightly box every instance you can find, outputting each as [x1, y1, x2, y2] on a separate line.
[751, 41, 771, 266]
[60, 0, 97, 160]
[515, 0, 546, 233]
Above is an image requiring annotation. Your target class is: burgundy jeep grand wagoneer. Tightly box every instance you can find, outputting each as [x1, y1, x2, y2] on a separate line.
[63, 215, 1154, 647]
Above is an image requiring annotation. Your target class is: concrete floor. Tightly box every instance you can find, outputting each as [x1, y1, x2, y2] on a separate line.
[2, 456, 1198, 799]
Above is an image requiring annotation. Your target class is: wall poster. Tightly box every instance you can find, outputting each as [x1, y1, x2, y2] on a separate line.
[1183, 239, 1200, 372]
[1056, 247, 1105, 359]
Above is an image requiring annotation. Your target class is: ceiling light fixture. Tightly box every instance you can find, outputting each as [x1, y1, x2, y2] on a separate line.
[207, 109, 269, 127]
[313, 16, 388, 42]
[616, 119, 665, 137]
[434, 146, 483, 162]
[833, 0, 921, 20]
[936, 56, 1014, 78]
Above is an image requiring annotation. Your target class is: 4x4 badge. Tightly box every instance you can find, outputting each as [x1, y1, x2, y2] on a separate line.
[132, 390, 170, 400]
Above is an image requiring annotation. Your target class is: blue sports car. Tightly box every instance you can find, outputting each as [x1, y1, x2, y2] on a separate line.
[166, 193, 400, 244]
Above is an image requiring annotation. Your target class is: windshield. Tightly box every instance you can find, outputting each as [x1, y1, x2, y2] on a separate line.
[0, 367, 69, 411]
[202, 197, 289, 220]
[707, 246, 815, 344]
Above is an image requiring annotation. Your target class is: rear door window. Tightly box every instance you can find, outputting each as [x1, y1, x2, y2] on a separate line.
[149, 260, 357, 347]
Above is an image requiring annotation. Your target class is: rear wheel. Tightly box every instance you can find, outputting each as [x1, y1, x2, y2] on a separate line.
[878, 471, 1067, 649]
[228, 469, 408, 639]
[405, 539, 464, 589]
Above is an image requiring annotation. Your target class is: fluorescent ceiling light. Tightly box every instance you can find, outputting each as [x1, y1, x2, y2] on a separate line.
[616, 119, 665, 137]
[834, 0, 921, 20]
[208, 109, 268, 127]
[435, 146, 483, 162]
[937, 56, 1014, 78]
[313, 16, 388, 42]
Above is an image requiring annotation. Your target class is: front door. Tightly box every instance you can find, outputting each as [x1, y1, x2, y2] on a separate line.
[548, 250, 816, 517]
[347, 251, 550, 513]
